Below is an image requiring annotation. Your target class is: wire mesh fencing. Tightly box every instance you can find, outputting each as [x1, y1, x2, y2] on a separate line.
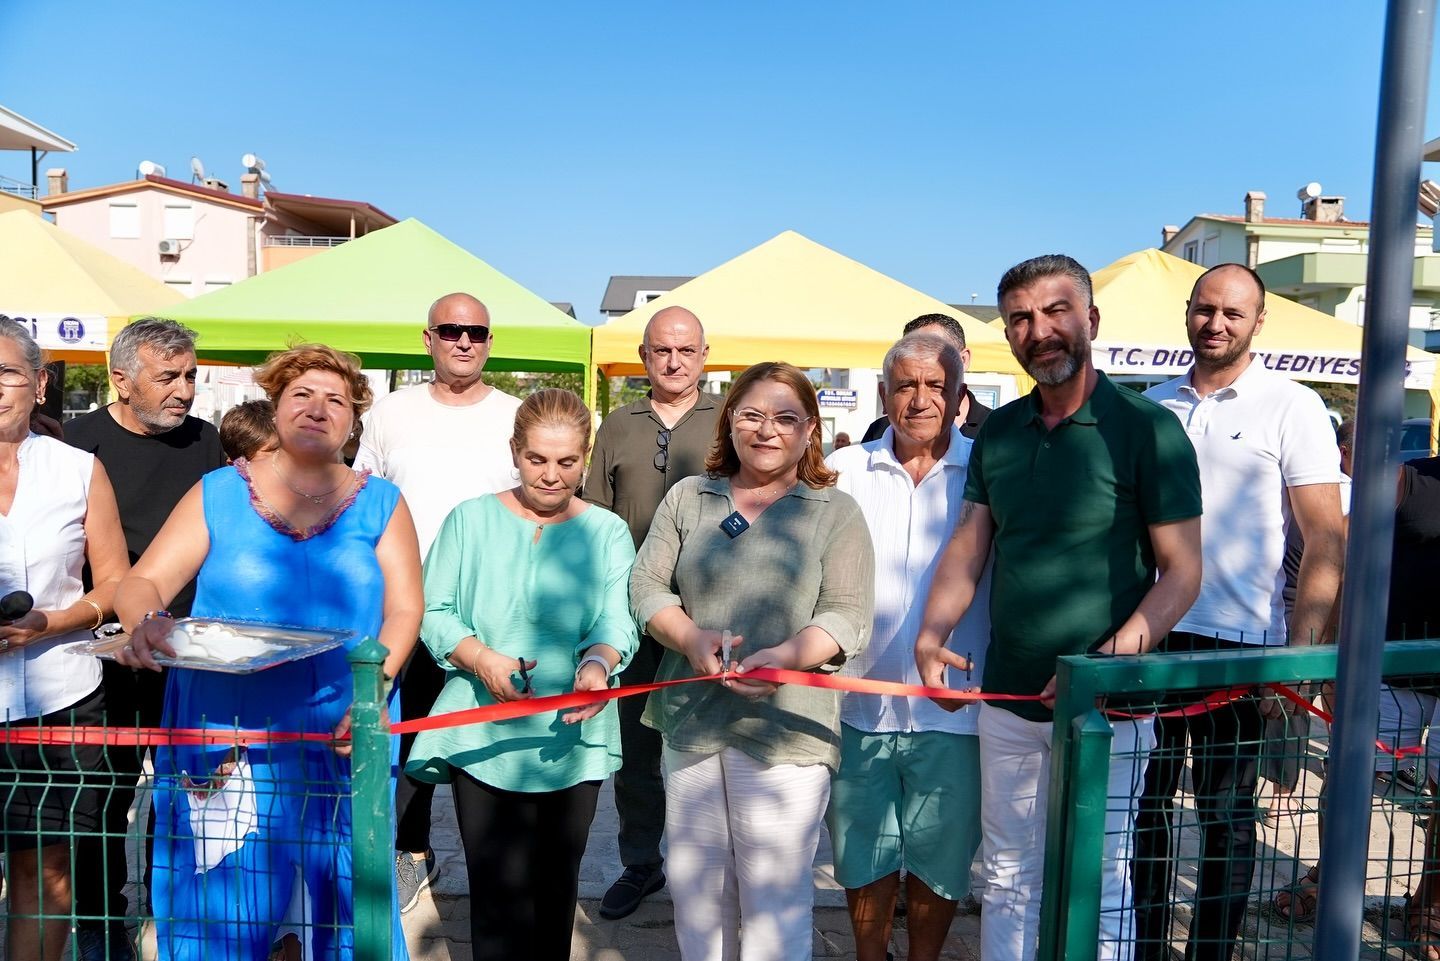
[1039, 640, 1440, 961]
[0, 640, 394, 961]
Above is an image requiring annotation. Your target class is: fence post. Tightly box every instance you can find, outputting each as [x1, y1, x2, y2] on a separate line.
[348, 638, 392, 961]
[1039, 657, 1102, 961]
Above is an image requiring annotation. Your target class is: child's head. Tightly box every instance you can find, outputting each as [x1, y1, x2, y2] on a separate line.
[220, 399, 278, 463]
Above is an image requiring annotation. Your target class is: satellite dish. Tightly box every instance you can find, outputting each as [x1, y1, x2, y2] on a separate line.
[241, 153, 257, 169]
[137, 160, 165, 178]
[1297, 182, 1323, 201]
[190, 156, 206, 183]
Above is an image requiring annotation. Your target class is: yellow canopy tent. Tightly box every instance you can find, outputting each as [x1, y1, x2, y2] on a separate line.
[1089, 248, 1437, 411]
[0, 210, 185, 362]
[592, 230, 1024, 382]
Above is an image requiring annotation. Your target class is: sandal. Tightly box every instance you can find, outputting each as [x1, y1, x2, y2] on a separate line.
[1406, 894, 1440, 961]
[1271, 866, 1320, 923]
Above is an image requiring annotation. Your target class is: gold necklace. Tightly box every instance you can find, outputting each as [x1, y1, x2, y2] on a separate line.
[737, 483, 782, 504]
[270, 455, 346, 505]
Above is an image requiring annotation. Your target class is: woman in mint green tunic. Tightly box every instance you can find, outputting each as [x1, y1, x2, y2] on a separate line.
[405, 389, 636, 961]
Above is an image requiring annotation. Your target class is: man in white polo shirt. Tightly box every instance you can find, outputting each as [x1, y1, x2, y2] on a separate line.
[354, 291, 523, 912]
[1133, 263, 1344, 961]
[825, 331, 989, 961]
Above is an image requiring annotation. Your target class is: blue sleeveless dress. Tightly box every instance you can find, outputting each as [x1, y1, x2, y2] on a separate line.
[150, 464, 409, 961]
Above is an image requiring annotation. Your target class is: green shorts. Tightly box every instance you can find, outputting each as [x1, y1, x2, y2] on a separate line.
[824, 725, 981, 901]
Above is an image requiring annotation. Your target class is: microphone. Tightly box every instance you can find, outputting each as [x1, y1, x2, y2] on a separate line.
[0, 590, 33, 621]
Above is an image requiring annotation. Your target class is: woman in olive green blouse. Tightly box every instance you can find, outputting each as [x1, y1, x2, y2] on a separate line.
[406, 389, 637, 961]
[630, 362, 875, 961]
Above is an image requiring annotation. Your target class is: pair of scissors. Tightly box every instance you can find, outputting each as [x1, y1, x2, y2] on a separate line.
[516, 656, 533, 695]
[720, 630, 733, 676]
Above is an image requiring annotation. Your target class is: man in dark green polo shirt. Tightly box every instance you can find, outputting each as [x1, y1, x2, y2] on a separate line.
[583, 305, 723, 919]
[915, 254, 1202, 961]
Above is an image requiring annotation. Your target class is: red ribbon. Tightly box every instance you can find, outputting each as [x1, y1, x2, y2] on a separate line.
[0, 669, 1286, 747]
[1270, 682, 1425, 760]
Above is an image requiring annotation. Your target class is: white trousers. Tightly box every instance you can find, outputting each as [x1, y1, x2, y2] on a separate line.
[977, 703, 1155, 961]
[662, 745, 831, 961]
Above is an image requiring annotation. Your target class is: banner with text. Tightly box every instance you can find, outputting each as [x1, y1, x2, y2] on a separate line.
[0, 312, 110, 354]
[1094, 342, 1434, 390]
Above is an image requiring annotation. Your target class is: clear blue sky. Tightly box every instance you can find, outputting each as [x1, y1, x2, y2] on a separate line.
[4, 2, 1437, 321]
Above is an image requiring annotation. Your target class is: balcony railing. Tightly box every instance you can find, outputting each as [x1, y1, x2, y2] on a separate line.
[263, 235, 351, 248]
[0, 175, 37, 199]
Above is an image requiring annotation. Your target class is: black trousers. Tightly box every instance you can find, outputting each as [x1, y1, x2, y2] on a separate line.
[453, 773, 601, 961]
[395, 646, 445, 852]
[72, 660, 166, 921]
[614, 633, 665, 869]
[1133, 633, 1264, 961]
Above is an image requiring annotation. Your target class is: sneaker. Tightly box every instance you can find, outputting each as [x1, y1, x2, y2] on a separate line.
[395, 848, 440, 914]
[74, 921, 137, 961]
[599, 864, 666, 920]
[1396, 766, 1434, 797]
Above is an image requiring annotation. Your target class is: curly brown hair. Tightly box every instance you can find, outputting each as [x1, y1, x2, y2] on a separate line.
[252, 344, 373, 421]
[704, 362, 837, 489]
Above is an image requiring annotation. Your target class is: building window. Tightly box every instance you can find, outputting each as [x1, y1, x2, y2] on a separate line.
[1182, 240, 1199, 263]
[1201, 232, 1221, 267]
[163, 277, 192, 295]
[204, 276, 232, 292]
[109, 202, 140, 239]
[633, 291, 667, 308]
[163, 203, 195, 240]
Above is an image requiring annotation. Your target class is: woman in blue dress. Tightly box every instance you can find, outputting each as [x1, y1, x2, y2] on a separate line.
[116, 344, 423, 961]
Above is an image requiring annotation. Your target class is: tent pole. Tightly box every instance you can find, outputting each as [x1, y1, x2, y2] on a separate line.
[1314, 2, 1435, 958]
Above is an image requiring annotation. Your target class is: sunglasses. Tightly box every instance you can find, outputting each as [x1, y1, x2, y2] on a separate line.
[654, 428, 671, 472]
[430, 323, 490, 343]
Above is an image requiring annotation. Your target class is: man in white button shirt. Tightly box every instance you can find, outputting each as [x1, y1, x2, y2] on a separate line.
[824, 331, 990, 961]
[353, 291, 523, 912]
[1133, 264, 1344, 961]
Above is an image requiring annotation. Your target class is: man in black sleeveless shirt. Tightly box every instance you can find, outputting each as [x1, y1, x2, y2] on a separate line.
[64, 318, 223, 960]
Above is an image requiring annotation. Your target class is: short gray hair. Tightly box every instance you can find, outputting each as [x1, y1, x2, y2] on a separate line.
[0, 317, 42, 370]
[882, 331, 962, 386]
[996, 254, 1093, 310]
[111, 317, 198, 377]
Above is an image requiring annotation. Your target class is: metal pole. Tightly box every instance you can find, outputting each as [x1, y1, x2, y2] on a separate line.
[348, 637, 393, 961]
[1315, 2, 1435, 957]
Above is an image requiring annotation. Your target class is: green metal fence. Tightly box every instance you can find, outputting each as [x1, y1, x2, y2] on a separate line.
[1038, 640, 1440, 961]
[0, 641, 393, 960]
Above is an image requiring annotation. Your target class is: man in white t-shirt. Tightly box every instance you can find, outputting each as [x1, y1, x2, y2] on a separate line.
[353, 291, 522, 912]
[824, 331, 989, 961]
[1133, 264, 1344, 961]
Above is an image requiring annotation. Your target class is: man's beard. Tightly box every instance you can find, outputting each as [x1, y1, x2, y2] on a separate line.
[1022, 328, 1090, 387]
[1193, 333, 1253, 371]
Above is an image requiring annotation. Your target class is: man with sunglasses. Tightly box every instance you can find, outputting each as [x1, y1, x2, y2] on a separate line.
[353, 291, 522, 913]
[583, 304, 722, 919]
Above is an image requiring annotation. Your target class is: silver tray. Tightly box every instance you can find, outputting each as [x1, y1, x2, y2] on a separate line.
[69, 618, 354, 675]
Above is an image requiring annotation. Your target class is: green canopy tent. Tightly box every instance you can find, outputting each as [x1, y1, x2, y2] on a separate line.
[160, 218, 594, 395]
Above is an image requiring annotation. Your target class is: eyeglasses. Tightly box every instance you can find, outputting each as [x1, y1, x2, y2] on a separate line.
[653, 428, 670, 472]
[0, 366, 37, 388]
[732, 409, 810, 436]
[430, 323, 491, 343]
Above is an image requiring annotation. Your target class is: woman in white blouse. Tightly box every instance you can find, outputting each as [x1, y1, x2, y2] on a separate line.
[0, 319, 127, 961]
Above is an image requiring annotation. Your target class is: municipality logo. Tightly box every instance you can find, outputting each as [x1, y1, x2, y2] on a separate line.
[57, 318, 85, 344]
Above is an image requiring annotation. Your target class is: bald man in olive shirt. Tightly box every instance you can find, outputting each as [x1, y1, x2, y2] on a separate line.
[583, 306, 723, 919]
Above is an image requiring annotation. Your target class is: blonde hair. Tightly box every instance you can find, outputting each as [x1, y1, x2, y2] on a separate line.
[512, 388, 592, 451]
[252, 344, 373, 420]
[705, 362, 837, 489]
